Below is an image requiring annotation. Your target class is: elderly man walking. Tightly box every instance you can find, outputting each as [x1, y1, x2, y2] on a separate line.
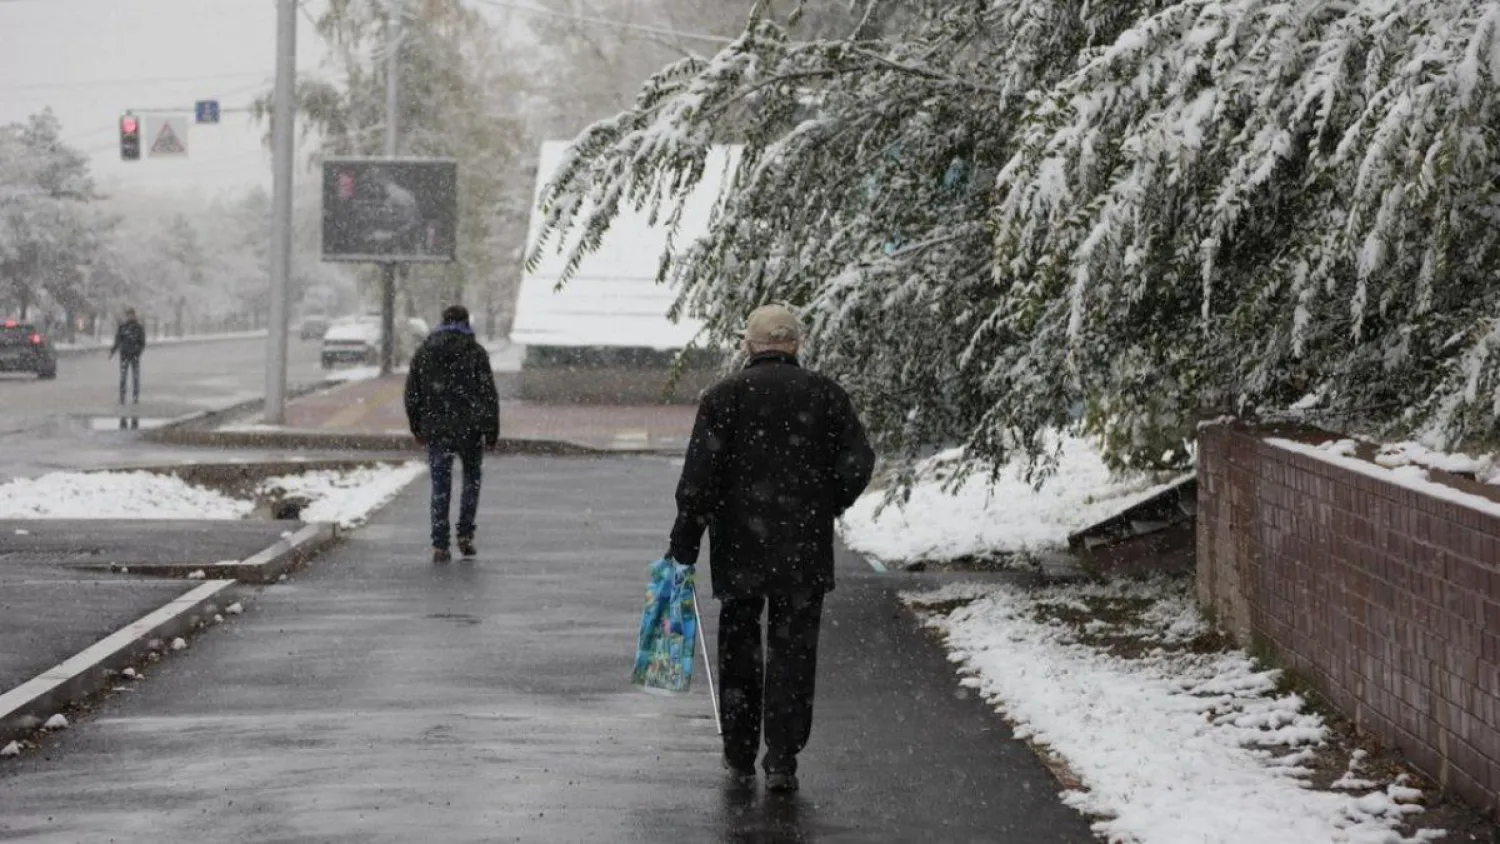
[666, 304, 875, 793]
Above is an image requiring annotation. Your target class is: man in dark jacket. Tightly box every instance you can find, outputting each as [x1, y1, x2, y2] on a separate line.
[404, 305, 500, 563]
[667, 304, 875, 794]
[108, 308, 146, 404]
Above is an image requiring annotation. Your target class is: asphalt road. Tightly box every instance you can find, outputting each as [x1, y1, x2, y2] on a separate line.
[0, 455, 1095, 843]
[0, 337, 327, 478]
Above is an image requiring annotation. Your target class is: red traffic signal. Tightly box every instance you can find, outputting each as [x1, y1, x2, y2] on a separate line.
[120, 115, 141, 162]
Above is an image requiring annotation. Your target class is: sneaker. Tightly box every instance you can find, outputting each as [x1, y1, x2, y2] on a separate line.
[432, 547, 452, 564]
[765, 772, 799, 793]
[457, 536, 477, 558]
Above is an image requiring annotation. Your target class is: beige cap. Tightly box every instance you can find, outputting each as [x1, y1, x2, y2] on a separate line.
[744, 304, 802, 346]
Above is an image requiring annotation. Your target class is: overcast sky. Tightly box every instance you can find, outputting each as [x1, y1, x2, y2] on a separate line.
[0, 0, 559, 205]
[0, 0, 337, 201]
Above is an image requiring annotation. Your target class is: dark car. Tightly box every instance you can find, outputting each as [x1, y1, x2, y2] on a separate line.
[0, 320, 56, 379]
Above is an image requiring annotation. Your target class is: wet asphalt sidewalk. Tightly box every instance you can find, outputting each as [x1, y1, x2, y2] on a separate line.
[0, 455, 1093, 843]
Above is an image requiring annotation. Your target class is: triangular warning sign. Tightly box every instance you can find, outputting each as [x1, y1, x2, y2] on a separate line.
[150, 123, 187, 156]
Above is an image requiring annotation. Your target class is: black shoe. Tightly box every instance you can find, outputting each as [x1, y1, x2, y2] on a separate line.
[432, 547, 452, 564]
[765, 772, 799, 793]
[722, 757, 756, 786]
[457, 536, 477, 558]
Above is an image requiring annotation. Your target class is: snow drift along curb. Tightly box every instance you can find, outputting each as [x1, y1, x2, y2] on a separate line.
[0, 580, 236, 744]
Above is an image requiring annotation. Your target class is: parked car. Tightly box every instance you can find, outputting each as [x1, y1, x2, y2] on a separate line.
[0, 320, 57, 379]
[319, 316, 428, 369]
[299, 315, 330, 340]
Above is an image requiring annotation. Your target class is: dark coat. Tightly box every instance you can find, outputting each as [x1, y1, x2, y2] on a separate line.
[403, 324, 500, 447]
[668, 351, 875, 597]
[111, 319, 146, 360]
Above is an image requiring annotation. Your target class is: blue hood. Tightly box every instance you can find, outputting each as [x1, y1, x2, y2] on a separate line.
[433, 321, 474, 337]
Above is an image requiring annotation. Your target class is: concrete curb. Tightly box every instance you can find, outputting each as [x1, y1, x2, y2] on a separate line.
[147, 426, 681, 457]
[93, 522, 341, 584]
[141, 380, 341, 446]
[0, 580, 237, 744]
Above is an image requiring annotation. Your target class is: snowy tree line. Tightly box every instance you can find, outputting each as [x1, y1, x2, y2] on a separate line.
[0, 110, 352, 341]
[532, 0, 1500, 473]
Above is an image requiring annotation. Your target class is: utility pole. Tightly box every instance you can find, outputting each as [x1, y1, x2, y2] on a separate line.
[264, 0, 296, 423]
[379, 4, 401, 375]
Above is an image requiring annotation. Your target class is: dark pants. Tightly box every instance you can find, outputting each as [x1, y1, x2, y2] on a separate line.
[427, 437, 483, 549]
[118, 357, 140, 403]
[718, 590, 825, 775]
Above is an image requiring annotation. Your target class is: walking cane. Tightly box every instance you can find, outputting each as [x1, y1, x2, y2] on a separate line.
[693, 585, 722, 735]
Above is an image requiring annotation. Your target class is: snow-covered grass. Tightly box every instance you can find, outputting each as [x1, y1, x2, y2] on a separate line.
[0, 470, 252, 519]
[839, 436, 1184, 567]
[0, 463, 423, 527]
[259, 462, 425, 529]
[907, 580, 1444, 844]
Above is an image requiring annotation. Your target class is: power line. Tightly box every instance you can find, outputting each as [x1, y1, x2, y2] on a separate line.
[466, 0, 731, 45]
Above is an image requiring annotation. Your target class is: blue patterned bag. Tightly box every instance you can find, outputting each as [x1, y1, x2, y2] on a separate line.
[632, 558, 699, 695]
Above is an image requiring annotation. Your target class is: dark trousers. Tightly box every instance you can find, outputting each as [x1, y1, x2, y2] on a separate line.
[718, 590, 825, 775]
[427, 437, 483, 549]
[118, 357, 140, 403]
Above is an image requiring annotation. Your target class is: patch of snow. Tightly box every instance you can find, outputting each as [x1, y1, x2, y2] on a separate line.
[906, 580, 1445, 844]
[840, 436, 1183, 565]
[258, 462, 425, 529]
[213, 614, 224, 624]
[170, 637, 187, 651]
[43, 714, 68, 730]
[13, 528, 28, 536]
[1271, 438, 1500, 522]
[121, 667, 138, 679]
[186, 570, 206, 580]
[226, 603, 243, 615]
[0, 471, 251, 519]
[0, 741, 21, 757]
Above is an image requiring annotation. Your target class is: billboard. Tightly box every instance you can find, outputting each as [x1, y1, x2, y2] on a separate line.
[321, 158, 457, 262]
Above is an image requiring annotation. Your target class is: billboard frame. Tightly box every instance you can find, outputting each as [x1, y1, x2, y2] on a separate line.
[320, 155, 459, 264]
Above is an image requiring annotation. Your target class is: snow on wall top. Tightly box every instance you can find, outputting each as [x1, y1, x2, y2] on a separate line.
[513, 141, 737, 351]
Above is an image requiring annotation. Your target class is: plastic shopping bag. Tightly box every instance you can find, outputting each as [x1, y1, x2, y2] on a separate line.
[631, 557, 699, 695]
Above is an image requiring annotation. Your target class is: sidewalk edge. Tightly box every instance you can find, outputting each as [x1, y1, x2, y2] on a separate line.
[141, 379, 341, 445]
[95, 522, 340, 584]
[53, 332, 270, 359]
[0, 580, 236, 744]
[148, 427, 677, 457]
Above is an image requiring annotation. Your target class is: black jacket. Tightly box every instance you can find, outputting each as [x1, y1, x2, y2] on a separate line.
[403, 325, 500, 446]
[668, 352, 875, 597]
[111, 319, 146, 360]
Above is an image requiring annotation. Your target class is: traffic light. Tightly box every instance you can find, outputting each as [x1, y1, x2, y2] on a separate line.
[119, 114, 140, 161]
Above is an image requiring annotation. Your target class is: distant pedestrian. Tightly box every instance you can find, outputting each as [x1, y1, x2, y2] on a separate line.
[404, 305, 500, 564]
[667, 304, 875, 794]
[108, 308, 146, 405]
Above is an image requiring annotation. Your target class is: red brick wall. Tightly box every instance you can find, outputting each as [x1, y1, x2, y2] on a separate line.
[1198, 423, 1500, 815]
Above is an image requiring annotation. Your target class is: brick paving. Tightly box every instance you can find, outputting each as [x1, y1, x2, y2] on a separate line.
[281, 374, 697, 452]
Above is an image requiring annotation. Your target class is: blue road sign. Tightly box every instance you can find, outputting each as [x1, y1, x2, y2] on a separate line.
[195, 100, 220, 125]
